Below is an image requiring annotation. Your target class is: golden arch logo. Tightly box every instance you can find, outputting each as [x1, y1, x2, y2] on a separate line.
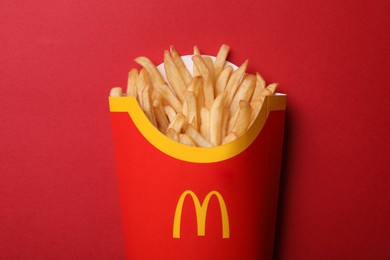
[173, 190, 230, 239]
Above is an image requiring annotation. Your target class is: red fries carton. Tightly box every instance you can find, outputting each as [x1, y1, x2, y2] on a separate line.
[109, 91, 286, 259]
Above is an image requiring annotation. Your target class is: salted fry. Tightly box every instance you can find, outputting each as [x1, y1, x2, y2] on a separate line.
[155, 84, 183, 113]
[166, 113, 186, 134]
[134, 56, 165, 88]
[126, 68, 139, 97]
[231, 100, 252, 136]
[110, 87, 123, 97]
[170, 46, 192, 86]
[215, 65, 233, 96]
[209, 91, 228, 146]
[179, 134, 196, 146]
[225, 60, 248, 107]
[164, 50, 186, 102]
[214, 44, 230, 78]
[186, 124, 213, 148]
[230, 74, 256, 114]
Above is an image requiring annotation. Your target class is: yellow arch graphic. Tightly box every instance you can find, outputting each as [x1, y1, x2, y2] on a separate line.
[172, 190, 230, 239]
[109, 94, 286, 163]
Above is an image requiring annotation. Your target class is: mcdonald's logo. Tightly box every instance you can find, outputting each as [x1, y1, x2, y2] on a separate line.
[173, 190, 230, 239]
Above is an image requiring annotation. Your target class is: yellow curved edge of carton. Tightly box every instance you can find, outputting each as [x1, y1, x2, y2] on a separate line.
[109, 95, 286, 163]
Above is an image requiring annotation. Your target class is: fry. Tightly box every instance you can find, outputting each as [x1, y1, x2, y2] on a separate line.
[265, 83, 278, 94]
[110, 87, 123, 97]
[126, 68, 138, 97]
[136, 68, 149, 108]
[227, 107, 239, 133]
[179, 134, 196, 146]
[251, 72, 266, 101]
[221, 107, 230, 140]
[153, 98, 169, 133]
[209, 91, 228, 146]
[192, 55, 209, 77]
[142, 85, 157, 126]
[225, 60, 248, 107]
[214, 44, 230, 78]
[249, 99, 263, 127]
[166, 128, 179, 142]
[231, 100, 252, 136]
[200, 107, 210, 141]
[203, 74, 215, 109]
[230, 74, 256, 114]
[163, 105, 177, 122]
[170, 46, 192, 86]
[185, 91, 198, 130]
[222, 132, 239, 145]
[186, 124, 213, 148]
[134, 56, 165, 88]
[155, 84, 183, 113]
[187, 76, 204, 127]
[114, 44, 279, 147]
[193, 46, 201, 76]
[203, 56, 216, 84]
[164, 50, 186, 102]
[166, 113, 186, 134]
[215, 65, 233, 96]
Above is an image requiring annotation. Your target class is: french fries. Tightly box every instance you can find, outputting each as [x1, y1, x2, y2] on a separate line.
[110, 44, 278, 147]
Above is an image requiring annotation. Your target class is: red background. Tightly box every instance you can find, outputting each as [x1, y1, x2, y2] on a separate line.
[1, 0, 389, 259]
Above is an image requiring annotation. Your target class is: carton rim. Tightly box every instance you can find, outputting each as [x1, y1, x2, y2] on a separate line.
[109, 95, 286, 163]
